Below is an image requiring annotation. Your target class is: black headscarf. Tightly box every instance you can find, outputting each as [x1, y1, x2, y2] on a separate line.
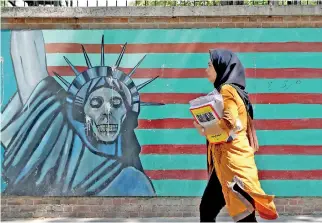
[209, 49, 254, 119]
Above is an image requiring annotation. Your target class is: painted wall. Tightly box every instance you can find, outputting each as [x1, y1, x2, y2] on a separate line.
[1, 29, 321, 197]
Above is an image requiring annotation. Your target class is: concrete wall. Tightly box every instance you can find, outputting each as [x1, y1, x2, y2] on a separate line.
[1, 5, 322, 219]
[2, 5, 322, 17]
[1, 5, 322, 29]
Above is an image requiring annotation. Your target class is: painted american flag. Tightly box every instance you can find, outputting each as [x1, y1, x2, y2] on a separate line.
[1, 28, 322, 196]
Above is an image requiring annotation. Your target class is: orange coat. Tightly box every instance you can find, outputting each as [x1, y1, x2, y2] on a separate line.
[207, 84, 278, 221]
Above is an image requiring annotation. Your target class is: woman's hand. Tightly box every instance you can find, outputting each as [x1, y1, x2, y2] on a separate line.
[193, 121, 205, 136]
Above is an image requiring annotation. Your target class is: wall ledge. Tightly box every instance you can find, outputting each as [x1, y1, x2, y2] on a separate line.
[1, 5, 322, 18]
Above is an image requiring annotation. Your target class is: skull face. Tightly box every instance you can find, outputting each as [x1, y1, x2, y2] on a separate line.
[84, 87, 127, 143]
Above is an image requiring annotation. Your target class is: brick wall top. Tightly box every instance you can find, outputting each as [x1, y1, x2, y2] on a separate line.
[1, 5, 322, 18]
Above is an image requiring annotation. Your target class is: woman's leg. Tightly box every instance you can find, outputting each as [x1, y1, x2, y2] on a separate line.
[200, 170, 226, 222]
[237, 211, 257, 222]
[233, 183, 257, 222]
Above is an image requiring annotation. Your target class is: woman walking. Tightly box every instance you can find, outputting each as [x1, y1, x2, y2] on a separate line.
[194, 49, 278, 222]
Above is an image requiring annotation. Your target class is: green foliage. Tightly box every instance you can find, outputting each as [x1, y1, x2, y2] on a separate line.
[130, 1, 216, 6]
[1, 0, 10, 6]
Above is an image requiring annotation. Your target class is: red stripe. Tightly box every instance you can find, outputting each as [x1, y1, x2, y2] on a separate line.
[141, 93, 202, 104]
[45, 42, 322, 53]
[141, 145, 322, 155]
[248, 93, 322, 104]
[257, 145, 322, 155]
[140, 93, 322, 104]
[258, 170, 322, 180]
[142, 145, 206, 154]
[48, 66, 322, 78]
[138, 118, 322, 130]
[145, 170, 322, 180]
[146, 170, 208, 180]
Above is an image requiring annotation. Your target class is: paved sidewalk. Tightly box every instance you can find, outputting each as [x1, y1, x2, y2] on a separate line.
[3, 216, 322, 222]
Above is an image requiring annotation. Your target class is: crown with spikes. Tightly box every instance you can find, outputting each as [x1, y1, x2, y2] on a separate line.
[54, 35, 164, 115]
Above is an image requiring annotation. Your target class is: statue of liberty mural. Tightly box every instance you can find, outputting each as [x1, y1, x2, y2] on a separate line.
[1, 30, 162, 196]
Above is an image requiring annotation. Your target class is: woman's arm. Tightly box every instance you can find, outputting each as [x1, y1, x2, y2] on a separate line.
[203, 85, 239, 135]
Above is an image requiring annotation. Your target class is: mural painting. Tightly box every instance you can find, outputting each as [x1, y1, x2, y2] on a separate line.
[0, 30, 163, 196]
[1, 29, 322, 197]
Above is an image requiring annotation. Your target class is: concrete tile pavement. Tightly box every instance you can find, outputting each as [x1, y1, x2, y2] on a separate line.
[2, 216, 322, 223]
